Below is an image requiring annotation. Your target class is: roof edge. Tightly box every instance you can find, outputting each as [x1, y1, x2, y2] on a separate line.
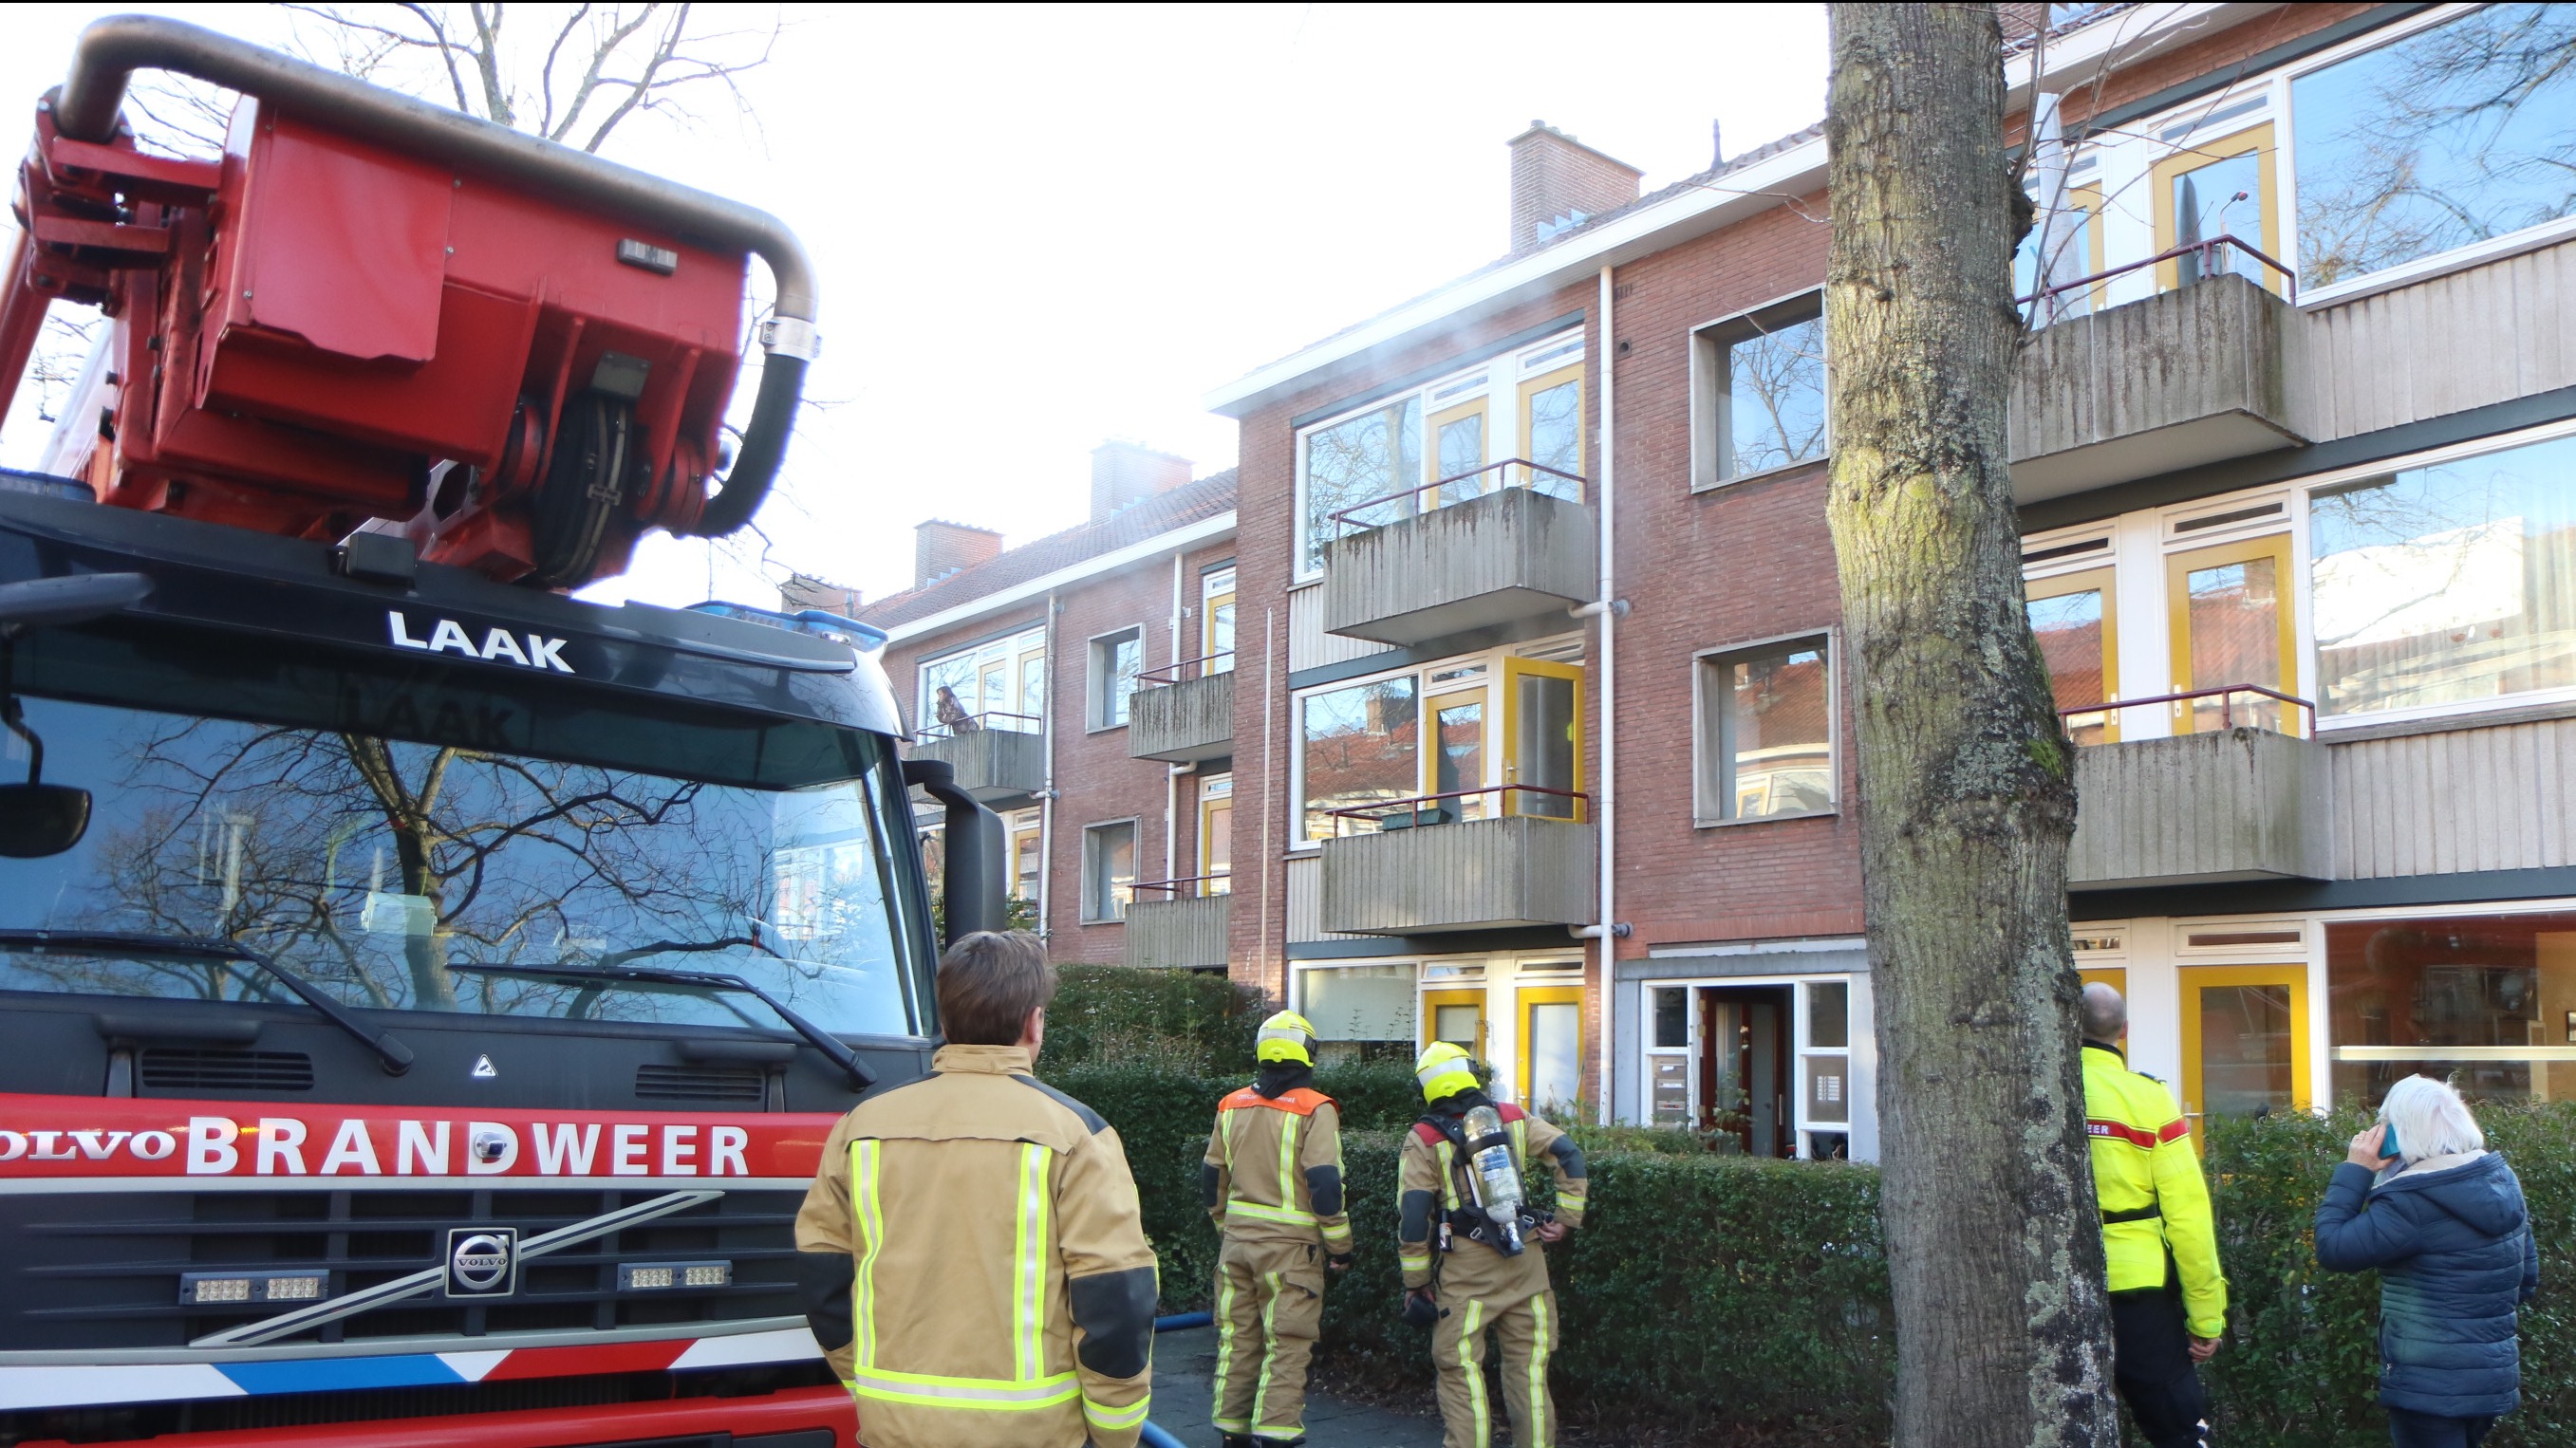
[1201, 1, 2277, 419]
[883, 509, 1239, 645]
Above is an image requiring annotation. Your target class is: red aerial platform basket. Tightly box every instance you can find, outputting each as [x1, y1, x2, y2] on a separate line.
[0, 15, 819, 587]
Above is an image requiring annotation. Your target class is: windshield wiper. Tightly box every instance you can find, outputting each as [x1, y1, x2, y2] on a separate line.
[0, 930, 415, 1075]
[445, 957, 876, 1090]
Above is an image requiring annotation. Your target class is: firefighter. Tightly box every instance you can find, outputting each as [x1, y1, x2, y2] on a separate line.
[1201, 1010, 1353, 1448]
[1398, 1041, 1588, 1448]
[2082, 982, 2227, 1448]
[793, 931, 1158, 1448]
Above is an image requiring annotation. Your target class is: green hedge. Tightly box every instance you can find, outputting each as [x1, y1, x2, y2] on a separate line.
[1051, 1061, 2576, 1444]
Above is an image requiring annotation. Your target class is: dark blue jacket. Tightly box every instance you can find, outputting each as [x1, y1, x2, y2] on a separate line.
[2314, 1152, 2539, 1418]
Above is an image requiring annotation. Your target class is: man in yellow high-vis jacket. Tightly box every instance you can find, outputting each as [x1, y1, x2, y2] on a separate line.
[2082, 982, 2227, 1448]
[1202, 1011, 1353, 1448]
[793, 932, 1158, 1448]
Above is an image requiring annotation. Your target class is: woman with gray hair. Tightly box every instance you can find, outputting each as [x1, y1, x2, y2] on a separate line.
[2314, 1076, 2540, 1448]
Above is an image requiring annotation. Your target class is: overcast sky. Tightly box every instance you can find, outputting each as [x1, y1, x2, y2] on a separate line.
[0, 2, 1828, 608]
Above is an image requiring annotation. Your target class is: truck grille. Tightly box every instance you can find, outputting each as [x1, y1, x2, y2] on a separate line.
[138, 1048, 316, 1092]
[634, 1063, 765, 1103]
[0, 1186, 806, 1351]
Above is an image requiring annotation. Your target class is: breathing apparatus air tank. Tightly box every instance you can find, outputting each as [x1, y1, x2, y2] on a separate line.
[1461, 1104, 1526, 1256]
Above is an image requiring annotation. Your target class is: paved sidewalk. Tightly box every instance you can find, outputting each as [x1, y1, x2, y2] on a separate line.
[1145, 1325, 1447, 1447]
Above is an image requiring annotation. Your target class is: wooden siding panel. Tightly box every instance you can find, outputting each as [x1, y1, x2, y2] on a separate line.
[2325, 717, 2576, 878]
[1287, 585, 1398, 674]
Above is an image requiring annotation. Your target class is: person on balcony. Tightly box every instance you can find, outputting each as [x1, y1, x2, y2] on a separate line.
[1201, 1011, 1353, 1448]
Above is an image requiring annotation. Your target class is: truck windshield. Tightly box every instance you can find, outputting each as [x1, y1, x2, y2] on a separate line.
[0, 675, 935, 1039]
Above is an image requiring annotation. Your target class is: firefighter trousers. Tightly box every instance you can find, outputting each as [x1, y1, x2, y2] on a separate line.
[1212, 1235, 1324, 1443]
[1431, 1272, 1557, 1448]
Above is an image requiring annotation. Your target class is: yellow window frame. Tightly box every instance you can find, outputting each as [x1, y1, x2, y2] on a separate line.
[2176, 963, 2312, 1150]
[1423, 987, 1488, 1059]
[2026, 565, 2120, 743]
[1516, 362, 1586, 493]
[1518, 984, 1585, 1112]
[1201, 568, 1236, 672]
[1428, 397, 1492, 507]
[1198, 775, 1232, 897]
[1423, 685, 1492, 819]
[1501, 657, 1585, 819]
[2151, 123, 2283, 295]
[2164, 531, 2300, 735]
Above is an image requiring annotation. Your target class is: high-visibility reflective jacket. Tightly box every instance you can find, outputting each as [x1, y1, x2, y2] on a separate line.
[1396, 1101, 1587, 1291]
[1201, 1085, 1353, 1254]
[2083, 1042, 2228, 1339]
[793, 1045, 1158, 1448]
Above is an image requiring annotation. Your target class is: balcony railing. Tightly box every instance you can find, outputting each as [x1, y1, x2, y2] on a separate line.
[1131, 871, 1232, 900]
[1322, 458, 1587, 538]
[916, 709, 1042, 741]
[2058, 683, 2316, 740]
[1136, 652, 1233, 687]
[1316, 796, 1598, 934]
[1324, 784, 1590, 833]
[2020, 232, 2299, 318]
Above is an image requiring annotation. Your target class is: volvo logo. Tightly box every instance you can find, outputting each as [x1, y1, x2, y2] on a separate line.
[444, 1227, 519, 1298]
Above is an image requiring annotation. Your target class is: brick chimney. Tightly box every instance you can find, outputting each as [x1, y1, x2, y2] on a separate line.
[780, 572, 862, 616]
[914, 519, 1002, 588]
[1090, 441, 1192, 523]
[1507, 121, 1642, 256]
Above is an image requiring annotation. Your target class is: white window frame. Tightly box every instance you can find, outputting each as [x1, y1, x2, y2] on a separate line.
[918, 625, 1046, 733]
[1692, 629, 1839, 827]
[1689, 288, 1828, 492]
[1087, 623, 1147, 732]
[1292, 329, 1584, 584]
[1079, 817, 1141, 923]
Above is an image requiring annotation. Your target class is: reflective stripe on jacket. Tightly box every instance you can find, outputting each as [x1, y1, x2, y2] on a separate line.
[793, 1045, 1158, 1448]
[1203, 1086, 1353, 1253]
[2082, 1042, 2227, 1338]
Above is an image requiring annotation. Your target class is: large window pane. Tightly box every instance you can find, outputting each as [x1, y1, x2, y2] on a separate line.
[1525, 1001, 1582, 1114]
[2312, 435, 2576, 717]
[1705, 640, 1833, 820]
[2180, 552, 2284, 733]
[1083, 822, 1135, 921]
[2326, 912, 2576, 1106]
[2293, 4, 2576, 288]
[1726, 316, 1826, 478]
[1300, 963, 1419, 1044]
[1300, 678, 1419, 838]
[1302, 399, 1421, 567]
[2170, 150, 2267, 285]
[2028, 585, 2110, 743]
[1524, 381, 1583, 499]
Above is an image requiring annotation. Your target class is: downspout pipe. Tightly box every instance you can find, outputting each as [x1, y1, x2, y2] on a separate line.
[46, 13, 816, 536]
[1594, 263, 1619, 1128]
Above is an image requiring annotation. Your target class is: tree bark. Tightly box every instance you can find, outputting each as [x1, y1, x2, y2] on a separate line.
[1821, 7, 2115, 1445]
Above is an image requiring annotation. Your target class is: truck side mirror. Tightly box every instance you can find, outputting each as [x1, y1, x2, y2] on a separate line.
[0, 573, 153, 858]
[901, 757, 1008, 947]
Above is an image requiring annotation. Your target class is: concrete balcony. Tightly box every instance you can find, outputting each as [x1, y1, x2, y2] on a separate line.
[905, 724, 1044, 807]
[2069, 725, 2331, 890]
[1124, 893, 1231, 969]
[1319, 815, 1597, 934]
[2010, 273, 2313, 504]
[1128, 671, 1234, 764]
[1320, 484, 1596, 647]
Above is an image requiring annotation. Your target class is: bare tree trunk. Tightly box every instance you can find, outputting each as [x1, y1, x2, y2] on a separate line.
[1821, 7, 2115, 1445]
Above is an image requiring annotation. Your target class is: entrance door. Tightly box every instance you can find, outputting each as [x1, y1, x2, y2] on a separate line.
[1519, 984, 1583, 1116]
[1699, 984, 1793, 1157]
[1198, 775, 1232, 897]
[2167, 534, 2297, 735]
[1503, 658, 1583, 820]
[2177, 965, 2310, 1144]
[1423, 988, 1487, 1061]
[1202, 567, 1236, 675]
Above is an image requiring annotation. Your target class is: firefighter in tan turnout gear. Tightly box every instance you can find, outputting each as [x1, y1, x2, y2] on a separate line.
[793, 932, 1159, 1448]
[1399, 1042, 1588, 1448]
[1201, 1011, 1353, 1448]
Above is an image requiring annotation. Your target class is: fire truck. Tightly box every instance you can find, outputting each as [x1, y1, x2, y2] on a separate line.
[0, 15, 1005, 1446]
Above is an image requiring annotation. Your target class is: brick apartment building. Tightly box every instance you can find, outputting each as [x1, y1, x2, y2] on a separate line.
[850, 444, 1240, 966]
[859, 1, 2576, 1156]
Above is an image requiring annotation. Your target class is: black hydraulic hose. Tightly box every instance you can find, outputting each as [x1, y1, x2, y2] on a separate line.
[52, 13, 817, 540]
[692, 353, 806, 538]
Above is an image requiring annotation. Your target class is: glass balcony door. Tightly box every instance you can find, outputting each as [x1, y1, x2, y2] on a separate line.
[1430, 398, 1490, 508]
[2178, 964, 2311, 1149]
[1503, 659, 1584, 820]
[1198, 774, 1232, 897]
[1425, 686, 1489, 823]
[2167, 533, 2298, 734]
[2027, 566, 2119, 743]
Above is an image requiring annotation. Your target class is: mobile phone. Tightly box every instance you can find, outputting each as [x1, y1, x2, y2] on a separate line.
[2378, 1119, 2402, 1160]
